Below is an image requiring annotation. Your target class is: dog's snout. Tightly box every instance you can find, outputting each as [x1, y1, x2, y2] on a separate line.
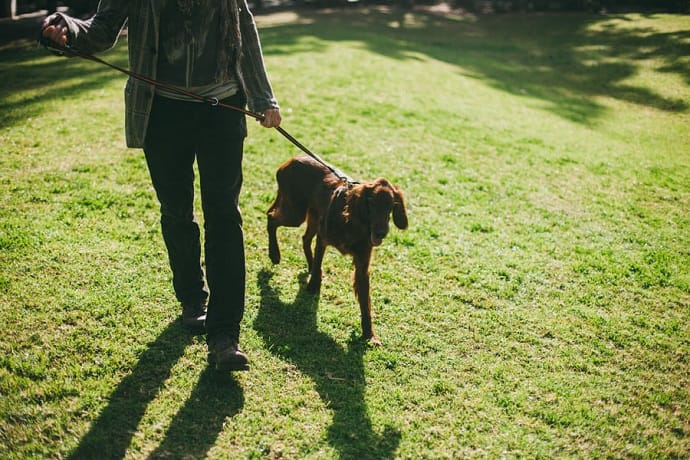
[374, 230, 388, 240]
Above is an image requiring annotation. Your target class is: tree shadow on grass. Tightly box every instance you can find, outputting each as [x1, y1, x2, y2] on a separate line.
[254, 269, 401, 459]
[69, 321, 244, 459]
[4, 9, 687, 132]
[259, 7, 689, 124]
[0, 42, 128, 129]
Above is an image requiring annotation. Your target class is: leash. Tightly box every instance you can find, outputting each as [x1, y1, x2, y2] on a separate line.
[39, 39, 358, 185]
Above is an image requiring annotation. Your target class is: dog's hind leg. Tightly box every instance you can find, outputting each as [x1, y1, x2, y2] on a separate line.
[306, 235, 326, 294]
[267, 192, 308, 265]
[267, 198, 284, 265]
[267, 220, 281, 265]
[302, 212, 319, 270]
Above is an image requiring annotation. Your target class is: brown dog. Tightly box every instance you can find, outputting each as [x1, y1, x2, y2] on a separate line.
[267, 155, 408, 345]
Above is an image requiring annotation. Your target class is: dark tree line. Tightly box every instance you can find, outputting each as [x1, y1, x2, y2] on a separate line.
[3, 0, 688, 19]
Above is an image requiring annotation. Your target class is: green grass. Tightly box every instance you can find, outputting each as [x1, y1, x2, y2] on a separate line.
[1, 7, 689, 459]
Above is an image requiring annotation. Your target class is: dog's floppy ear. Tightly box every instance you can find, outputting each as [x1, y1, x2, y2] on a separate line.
[392, 186, 408, 230]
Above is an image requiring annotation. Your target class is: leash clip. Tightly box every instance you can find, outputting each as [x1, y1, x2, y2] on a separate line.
[209, 97, 219, 107]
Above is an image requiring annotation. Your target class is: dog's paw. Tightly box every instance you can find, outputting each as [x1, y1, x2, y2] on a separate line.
[268, 248, 281, 265]
[368, 335, 382, 347]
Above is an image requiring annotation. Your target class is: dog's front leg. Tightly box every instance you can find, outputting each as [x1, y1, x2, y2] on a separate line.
[306, 235, 326, 293]
[353, 249, 381, 346]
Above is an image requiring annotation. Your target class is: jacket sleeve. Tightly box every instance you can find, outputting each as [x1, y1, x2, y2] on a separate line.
[237, 0, 279, 113]
[57, 0, 129, 54]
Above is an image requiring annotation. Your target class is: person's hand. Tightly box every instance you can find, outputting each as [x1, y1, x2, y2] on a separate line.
[259, 108, 281, 128]
[41, 13, 69, 46]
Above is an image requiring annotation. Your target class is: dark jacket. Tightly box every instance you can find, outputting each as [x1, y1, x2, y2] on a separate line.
[57, 0, 279, 147]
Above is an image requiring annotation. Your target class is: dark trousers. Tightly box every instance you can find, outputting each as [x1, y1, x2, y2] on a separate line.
[143, 93, 247, 341]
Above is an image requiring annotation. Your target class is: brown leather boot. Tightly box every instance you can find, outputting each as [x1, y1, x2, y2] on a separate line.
[181, 302, 207, 330]
[208, 335, 249, 371]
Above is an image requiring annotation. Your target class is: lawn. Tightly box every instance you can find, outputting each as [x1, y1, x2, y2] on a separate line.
[1, 6, 689, 459]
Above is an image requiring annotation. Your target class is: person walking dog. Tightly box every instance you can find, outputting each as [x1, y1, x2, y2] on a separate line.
[41, 0, 282, 371]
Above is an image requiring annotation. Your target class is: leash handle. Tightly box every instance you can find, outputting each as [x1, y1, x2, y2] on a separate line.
[38, 39, 357, 184]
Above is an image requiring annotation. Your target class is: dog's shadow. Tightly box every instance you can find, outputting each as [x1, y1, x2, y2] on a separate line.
[254, 268, 400, 459]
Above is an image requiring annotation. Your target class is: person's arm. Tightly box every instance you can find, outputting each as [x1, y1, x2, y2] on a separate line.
[41, 0, 129, 54]
[237, 0, 281, 128]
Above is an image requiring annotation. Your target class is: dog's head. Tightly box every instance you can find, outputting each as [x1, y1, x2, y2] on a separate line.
[347, 178, 408, 247]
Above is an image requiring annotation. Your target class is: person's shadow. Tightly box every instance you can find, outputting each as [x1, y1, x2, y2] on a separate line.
[69, 321, 244, 459]
[254, 269, 401, 459]
[148, 367, 243, 459]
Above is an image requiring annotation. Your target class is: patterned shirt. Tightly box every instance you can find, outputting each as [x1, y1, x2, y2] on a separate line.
[56, 0, 278, 147]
